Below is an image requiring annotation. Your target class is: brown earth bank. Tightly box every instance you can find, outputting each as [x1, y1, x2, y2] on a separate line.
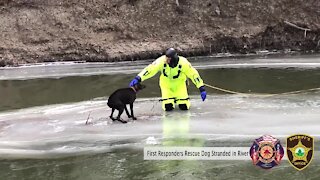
[0, 0, 319, 66]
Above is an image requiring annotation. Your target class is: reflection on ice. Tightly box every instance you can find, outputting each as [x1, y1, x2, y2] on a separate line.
[0, 90, 319, 159]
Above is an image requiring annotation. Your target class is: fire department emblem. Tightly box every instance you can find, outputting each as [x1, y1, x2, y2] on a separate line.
[250, 135, 284, 169]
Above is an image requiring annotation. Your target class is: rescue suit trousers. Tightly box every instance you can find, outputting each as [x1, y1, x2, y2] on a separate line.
[160, 79, 190, 111]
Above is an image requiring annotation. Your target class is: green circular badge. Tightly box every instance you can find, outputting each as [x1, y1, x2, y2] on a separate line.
[295, 147, 305, 157]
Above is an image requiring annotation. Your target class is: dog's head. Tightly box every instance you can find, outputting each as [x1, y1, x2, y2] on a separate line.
[133, 83, 146, 92]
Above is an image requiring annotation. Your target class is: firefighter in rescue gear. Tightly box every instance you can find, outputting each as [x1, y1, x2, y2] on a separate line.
[129, 48, 207, 111]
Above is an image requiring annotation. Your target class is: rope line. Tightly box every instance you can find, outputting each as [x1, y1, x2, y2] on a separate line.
[204, 83, 320, 97]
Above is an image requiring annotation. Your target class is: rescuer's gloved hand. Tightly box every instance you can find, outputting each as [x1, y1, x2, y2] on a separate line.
[129, 76, 141, 87]
[199, 86, 207, 101]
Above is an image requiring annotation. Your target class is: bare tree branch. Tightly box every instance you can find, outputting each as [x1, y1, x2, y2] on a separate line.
[284, 21, 311, 37]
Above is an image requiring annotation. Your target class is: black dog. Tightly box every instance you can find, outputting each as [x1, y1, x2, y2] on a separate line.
[107, 83, 146, 123]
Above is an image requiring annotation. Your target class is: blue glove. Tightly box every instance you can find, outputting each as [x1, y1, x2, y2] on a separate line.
[199, 86, 207, 101]
[129, 76, 141, 87]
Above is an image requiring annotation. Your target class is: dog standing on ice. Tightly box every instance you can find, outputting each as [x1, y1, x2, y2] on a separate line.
[107, 83, 146, 123]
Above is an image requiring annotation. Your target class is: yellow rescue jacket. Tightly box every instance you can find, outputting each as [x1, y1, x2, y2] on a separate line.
[138, 55, 204, 89]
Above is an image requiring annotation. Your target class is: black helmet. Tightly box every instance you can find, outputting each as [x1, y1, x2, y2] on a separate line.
[165, 48, 179, 68]
[165, 48, 177, 58]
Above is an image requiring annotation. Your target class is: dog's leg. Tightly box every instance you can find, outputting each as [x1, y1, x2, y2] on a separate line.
[124, 105, 131, 118]
[130, 103, 137, 120]
[117, 106, 127, 123]
[109, 108, 117, 121]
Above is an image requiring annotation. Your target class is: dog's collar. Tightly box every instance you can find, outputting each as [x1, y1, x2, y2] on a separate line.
[131, 86, 137, 93]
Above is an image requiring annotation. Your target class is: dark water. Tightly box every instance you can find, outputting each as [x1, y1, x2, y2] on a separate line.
[0, 68, 319, 112]
[0, 146, 319, 180]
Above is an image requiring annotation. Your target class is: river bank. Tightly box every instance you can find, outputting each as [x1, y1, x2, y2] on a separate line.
[0, 0, 319, 66]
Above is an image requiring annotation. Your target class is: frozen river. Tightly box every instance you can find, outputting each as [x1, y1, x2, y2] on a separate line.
[0, 54, 320, 179]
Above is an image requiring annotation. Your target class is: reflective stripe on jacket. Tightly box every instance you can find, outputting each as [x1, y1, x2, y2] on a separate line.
[137, 55, 204, 88]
